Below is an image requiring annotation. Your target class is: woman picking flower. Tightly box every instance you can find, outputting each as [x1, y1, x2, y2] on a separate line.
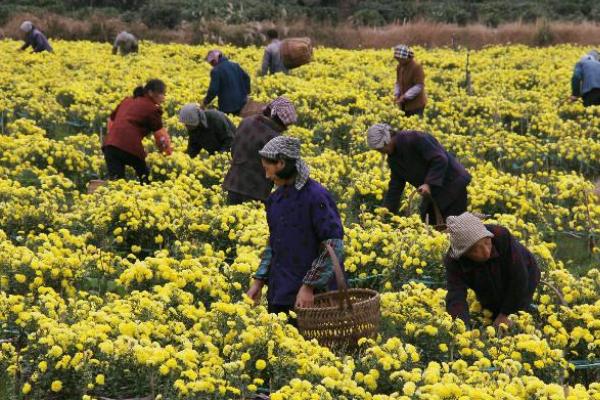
[103, 79, 172, 183]
[444, 212, 541, 328]
[246, 136, 345, 321]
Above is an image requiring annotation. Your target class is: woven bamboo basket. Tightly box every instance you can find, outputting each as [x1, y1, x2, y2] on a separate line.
[296, 243, 380, 349]
[87, 179, 107, 194]
[280, 37, 313, 69]
[240, 99, 267, 118]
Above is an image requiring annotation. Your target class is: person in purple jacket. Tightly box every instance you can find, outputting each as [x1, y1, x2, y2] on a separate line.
[444, 212, 540, 328]
[246, 136, 345, 322]
[19, 21, 52, 53]
[367, 123, 471, 223]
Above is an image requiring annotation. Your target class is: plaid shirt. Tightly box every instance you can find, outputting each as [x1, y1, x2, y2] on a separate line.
[444, 225, 541, 325]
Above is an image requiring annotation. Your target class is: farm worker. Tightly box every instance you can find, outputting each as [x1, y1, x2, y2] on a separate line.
[103, 79, 171, 184]
[367, 123, 471, 223]
[112, 31, 139, 55]
[223, 97, 297, 205]
[569, 50, 600, 107]
[246, 136, 345, 321]
[202, 50, 251, 115]
[394, 44, 427, 117]
[178, 103, 235, 157]
[259, 29, 289, 76]
[19, 21, 52, 53]
[444, 212, 541, 328]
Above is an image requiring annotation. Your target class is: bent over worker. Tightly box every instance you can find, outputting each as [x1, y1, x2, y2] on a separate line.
[178, 103, 235, 157]
[202, 50, 251, 115]
[113, 31, 139, 55]
[367, 123, 471, 223]
[444, 212, 541, 328]
[570, 51, 600, 107]
[19, 21, 52, 53]
[103, 79, 171, 183]
[246, 136, 345, 322]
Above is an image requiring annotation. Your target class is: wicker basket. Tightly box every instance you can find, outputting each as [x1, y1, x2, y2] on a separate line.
[296, 243, 380, 349]
[280, 37, 313, 69]
[87, 179, 107, 194]
[240, 99, 267, 118]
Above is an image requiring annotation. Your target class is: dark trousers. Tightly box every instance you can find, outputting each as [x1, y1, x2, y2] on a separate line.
[103, 145, 149, 184]
[404, 107, 425, 117]
[226, 191, 261, 205]
[583, 88, 600, 107]
[268, 303, 297, 327]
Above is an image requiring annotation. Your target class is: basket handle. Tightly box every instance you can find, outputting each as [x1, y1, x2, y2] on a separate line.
[406, 190, 446, 229]
[324, 242, 353, 311]
[423, 192, 445, 228]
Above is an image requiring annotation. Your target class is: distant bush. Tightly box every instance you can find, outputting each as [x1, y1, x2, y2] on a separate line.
[141, 0, 183, 29]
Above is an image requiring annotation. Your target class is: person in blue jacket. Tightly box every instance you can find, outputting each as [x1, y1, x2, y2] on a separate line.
[19, 21, 52, 53]
[202, 50, 251, 115]
[570, 50, 600, 107]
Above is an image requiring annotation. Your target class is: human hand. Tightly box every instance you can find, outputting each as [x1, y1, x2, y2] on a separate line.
[246, 279, 264, 306]
[568, 95, 578, 103]
[294, 285, 314, 309]
[493, 313, 512, 329]
[417, 184, 431, 196]
[395, 95, 405, 105]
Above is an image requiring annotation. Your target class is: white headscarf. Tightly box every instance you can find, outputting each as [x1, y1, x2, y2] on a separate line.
[366, 123, 392, 150]
[20, 21, 34, 33]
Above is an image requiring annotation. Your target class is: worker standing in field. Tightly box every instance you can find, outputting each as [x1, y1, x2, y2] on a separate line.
[202, 50, 251, 115]
[394, 44, 427, 117]
[444, 212, 541, 328]
[19, 21, 52, 53]
[113, 31, 139, 55]
[223, 97, 297, 205]
[366, 123, 471, 223]
[178, 103, 235, 157]
[103, 79, 171, 183]
[260, 29, 288, 76]
[246, 136, 345, 322]
[570, 50, 600, 107]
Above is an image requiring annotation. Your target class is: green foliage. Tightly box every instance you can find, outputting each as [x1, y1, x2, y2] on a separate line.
[2, 0, 600, 26]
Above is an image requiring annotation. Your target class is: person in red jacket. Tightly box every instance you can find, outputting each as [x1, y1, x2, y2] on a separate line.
[103, 79, 170, 183]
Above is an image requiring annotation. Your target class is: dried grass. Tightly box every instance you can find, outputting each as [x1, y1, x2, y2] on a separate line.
[2, 12, 600, 49]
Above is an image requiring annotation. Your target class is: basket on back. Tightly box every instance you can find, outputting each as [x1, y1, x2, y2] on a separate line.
[240, 99, 267, 118]
[296, 243, 380, 349]
[280, 37, 313, 69]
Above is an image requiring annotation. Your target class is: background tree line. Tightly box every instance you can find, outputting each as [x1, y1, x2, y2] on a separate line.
[2, 0, 600, 30]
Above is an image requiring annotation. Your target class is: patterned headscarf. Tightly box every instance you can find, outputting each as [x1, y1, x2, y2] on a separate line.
[366, 123, 392, 150]
[446, 212, 494, 259]
[20, 21, 33, 33]
[206, 50, 222, 64]
[267, 97, 297, 126]
[259, 136, 310, 190]
[587, 50, 599, 61]
[179, 103, 207, 128]
[394, 44, 414, 60]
